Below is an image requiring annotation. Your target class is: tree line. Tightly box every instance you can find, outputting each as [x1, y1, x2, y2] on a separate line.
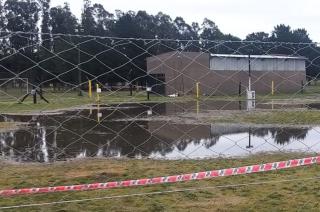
[0, 0, 319, 87]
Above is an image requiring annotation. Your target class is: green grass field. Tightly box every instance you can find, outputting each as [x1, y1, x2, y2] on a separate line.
[0, 153, 319, 211]
[0, 82, 320, 114]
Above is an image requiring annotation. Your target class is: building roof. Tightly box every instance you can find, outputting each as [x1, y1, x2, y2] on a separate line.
[210, 54, 306, 60]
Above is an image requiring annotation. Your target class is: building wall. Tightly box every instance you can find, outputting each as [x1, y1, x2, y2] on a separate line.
[210, 57, 306, 71]
[147, 51, 306, 96]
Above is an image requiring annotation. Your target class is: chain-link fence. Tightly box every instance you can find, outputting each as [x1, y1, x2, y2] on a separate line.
[0, 32, 320, 210]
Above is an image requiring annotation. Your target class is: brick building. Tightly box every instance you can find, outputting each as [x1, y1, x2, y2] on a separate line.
[147, 51, 306, 96]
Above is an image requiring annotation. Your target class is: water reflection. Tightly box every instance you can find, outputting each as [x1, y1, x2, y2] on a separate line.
[0, 102, 319, 162]
[0, 121, 316, 162]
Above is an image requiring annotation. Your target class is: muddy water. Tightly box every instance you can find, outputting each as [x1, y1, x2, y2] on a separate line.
[0, 101, 319, 162]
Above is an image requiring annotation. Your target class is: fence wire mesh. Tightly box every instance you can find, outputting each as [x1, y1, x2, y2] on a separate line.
[0, 32, 320, 210]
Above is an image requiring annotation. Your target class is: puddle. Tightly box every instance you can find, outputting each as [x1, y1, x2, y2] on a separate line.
[0, 102, 319, 162]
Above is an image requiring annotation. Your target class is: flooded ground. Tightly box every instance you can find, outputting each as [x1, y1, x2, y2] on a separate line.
[0, 101, 320, 162]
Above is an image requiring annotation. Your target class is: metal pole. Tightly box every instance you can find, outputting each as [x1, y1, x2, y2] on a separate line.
[248, 54, 251, 91]
[147, 84, 150, 101]
[271, 80, 274, 95]
[239, 81, 242, 97]
[32, 87, 37, 104]
[246, 128, 253, 149]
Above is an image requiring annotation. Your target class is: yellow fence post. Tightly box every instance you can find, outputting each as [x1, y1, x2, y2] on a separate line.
[88, 80, 92, 98]
[271, 80, 274, 95]
[196, 100, 200, 114]
[96, 84, 100, 103]
[196, 82, 200, 99]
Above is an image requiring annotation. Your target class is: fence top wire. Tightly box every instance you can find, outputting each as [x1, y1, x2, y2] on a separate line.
[0, 30, 319, 45]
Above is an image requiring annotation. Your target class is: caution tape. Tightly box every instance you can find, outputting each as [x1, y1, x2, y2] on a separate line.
[1, 155, 319, 196]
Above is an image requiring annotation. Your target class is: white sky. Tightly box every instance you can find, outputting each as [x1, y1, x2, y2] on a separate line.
[51, 0, 320, 41]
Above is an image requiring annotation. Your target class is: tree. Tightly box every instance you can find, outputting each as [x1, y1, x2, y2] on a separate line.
[5, 0, 41, 51]
[0, 0, 6, 55]
[154, 12, 179, 40]
[47, 3, 79, 84]
[292, 28, 312, 43]
[91, 3, 114, 36]
[200, 18, 223, 41]
[174, 17, 198, 40]
[4, 0, 42, 85]
[199, 18, 224, 52]
[38, 0, 51, 49]
[0, 0, 4, 31]
[50, 3, 78, 34]
[270, 24, 293, 42]
[81, 0, 96, 35]
[174, 17, 199, 51]
[245, 32, 269, 42]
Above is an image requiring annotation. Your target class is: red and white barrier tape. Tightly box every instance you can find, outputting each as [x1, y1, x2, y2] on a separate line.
[1, 156, 319, 196]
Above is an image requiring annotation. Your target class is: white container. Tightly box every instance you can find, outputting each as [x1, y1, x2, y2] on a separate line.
[246, 90, 256, 100]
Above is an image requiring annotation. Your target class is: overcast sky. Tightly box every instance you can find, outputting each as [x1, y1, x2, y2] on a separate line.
[51, 0, 320, 41]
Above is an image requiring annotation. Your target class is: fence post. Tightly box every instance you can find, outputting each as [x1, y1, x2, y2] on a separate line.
[238, 82, 242, 97]
[32, 87, 37, 104]
[196, 100, 200, 114]
[96, 84, 101, 102]
[196, 82, 200, 99]
[146, 83, 151, 101]
[301, 80, 304, 94]
[271, 80, 274, 95]
[88, 80, 92, 98]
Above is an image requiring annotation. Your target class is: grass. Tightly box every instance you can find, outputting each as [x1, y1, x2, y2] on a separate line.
[0, 153, 319, 211]
[1, 83, 320, 114]
[0, 90, 192, 113]
[238, 111, 320, 125]
[207, 110, 320, 125]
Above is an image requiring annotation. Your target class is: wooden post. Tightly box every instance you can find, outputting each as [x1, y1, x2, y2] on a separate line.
[271, 80, 274, 95]
[196, 82, 200, 99]
[88, 80, 92, 98]
[196, 100, 200, 114]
